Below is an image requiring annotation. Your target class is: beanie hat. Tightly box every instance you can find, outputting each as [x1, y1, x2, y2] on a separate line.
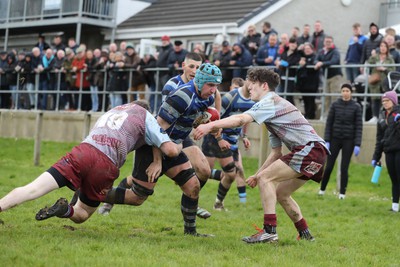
[194, 63, 222, 92]
[341, 83, 353, 91]
[370, 22, 378, 29]
[382, 90, 398, 105]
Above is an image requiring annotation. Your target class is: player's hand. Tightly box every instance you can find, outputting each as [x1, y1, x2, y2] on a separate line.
[246, 175, 258, 188]
[243, 137, 251, 150]
[218, 139, 230, 151]
[193, 123, 212, 140]
[146, 161, 161, 183]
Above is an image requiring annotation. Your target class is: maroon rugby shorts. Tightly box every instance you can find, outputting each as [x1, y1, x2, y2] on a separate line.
[52, 143, 119, 202]
[280, 142, 327, 182]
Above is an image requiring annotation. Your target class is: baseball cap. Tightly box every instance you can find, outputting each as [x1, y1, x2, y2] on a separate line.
[161, 35, 170, 41]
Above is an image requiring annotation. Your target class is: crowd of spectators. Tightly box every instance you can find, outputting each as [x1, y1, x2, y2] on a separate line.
[0, 20, 400, 118]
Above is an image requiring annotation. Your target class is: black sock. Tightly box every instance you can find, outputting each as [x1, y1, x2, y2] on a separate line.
[217, 182, 229, 202]
[264, 225, 276, 234]
[181, 194, 198, 233]
[210, 169, 222, 181]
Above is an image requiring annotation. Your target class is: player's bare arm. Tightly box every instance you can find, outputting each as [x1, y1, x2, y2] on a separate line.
[193, 113, 254, 140]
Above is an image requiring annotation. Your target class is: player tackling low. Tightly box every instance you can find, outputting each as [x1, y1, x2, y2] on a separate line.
[193, 67, 329, 243]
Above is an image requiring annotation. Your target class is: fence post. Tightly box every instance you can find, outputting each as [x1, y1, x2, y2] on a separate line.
[33, 111, 43, 166]
[83, 112, 91, 140]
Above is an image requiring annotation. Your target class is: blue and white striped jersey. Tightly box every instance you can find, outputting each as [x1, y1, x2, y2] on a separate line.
[221, 87, 255, 144]
[158, 80, 215, 143]
[161, 75, 185, 102]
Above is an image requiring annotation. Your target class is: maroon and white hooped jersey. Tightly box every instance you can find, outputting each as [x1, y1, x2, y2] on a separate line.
[245, 91, 326, 151]
[83, 103, 171, 168]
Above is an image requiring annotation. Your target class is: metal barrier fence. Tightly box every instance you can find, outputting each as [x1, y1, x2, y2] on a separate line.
[0, 63, 399, 120]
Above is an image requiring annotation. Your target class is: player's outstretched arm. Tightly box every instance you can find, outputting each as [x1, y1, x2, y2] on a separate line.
[193, 113, 253, 140]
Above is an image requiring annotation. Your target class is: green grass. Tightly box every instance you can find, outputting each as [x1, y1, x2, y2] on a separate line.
[0, 137, 399, 266]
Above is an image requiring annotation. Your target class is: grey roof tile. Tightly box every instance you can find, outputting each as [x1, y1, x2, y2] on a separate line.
[119, 0, 279, 28]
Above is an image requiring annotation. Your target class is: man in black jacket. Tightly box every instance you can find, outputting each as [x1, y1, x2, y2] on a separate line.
[315, 36, 344, 117]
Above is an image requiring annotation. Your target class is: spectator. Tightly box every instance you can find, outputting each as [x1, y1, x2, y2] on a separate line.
[291, 26, 300, 39]
[384, 34, 400, 72]
[193, 42, 207, 62]
[139, 54, 158, 112]
[52, 35, 66, 53]
[4, 53, 18, 109]
[94, 50, 109, 111]
[296, 43, 319, 119]
[0, 51, 10, 108]
[51, 50, 67, 109]
[119, 41, 127, 55]
[360, 23, 384, 66]
[156, 35, 173, 105]
[109, 43, 118, 54]
[297, 24, 312, 50]
[240, 24, 261, 58]
[372, 91, 400, 212]
[31, 47, 45, 109]
[72, 46, 91, 111]
[35, 34, 50, 54]
[68, 37, 79, 54]
[311, 20, 326, 52]
[366, 41, 395, 123]
[260, 21, 278, 46]
[62, 48, 76, 110]
[255, 33, 279, 67]
[315, 36, 344, 117]
[385, 27, 400, 42]
[229, 43, 253, 79]
[275, 37, 301, 105]
[319, 84, 362, 199]
[124, 42, 146, 101]
[208, 43, 221, 64]
[15, 51, 31, 109]
[213, 41, 233, 92]
[42, 48, 56, 110]
[278, 33, 289, 55]
[167, 40, 188, 77]
[107, 51, 126, 108]
[345, 23, 368, 83]
[85, 49, 99, 112]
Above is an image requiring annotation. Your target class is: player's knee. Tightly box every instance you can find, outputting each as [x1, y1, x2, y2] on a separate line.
[276, 190, 290, 203]
[184, 177, 200, 198]
[130, 179, 154, 201]
[194, 163, 211, 181]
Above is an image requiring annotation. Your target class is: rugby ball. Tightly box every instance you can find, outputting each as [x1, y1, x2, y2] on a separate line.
[205, 107, 220, 122]
[192, 107, 220, 128]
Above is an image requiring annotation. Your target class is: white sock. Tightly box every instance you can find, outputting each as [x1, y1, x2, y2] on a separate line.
[338, 194, 345, 199]
[318, 190, 325, 195]
[392, 203, 399, 212]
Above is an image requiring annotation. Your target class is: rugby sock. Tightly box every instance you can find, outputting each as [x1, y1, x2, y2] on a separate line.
[295, 218, 313, 239]
[210, 169, 222, 181]
[237, 186, 247, 203]
[181, 194, 198, 233]
[294, 218, 308, 231]
[61, 205, 74, 218]
[118, 177, 130, 188]
[216, 182, 229, 202]
[263, 214, 277, 234]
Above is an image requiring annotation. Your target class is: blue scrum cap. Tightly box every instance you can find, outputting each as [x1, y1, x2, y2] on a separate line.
[194, 63, 222, 92]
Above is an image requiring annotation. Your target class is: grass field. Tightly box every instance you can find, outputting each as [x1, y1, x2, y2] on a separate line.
[1, 138, 400, 267]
